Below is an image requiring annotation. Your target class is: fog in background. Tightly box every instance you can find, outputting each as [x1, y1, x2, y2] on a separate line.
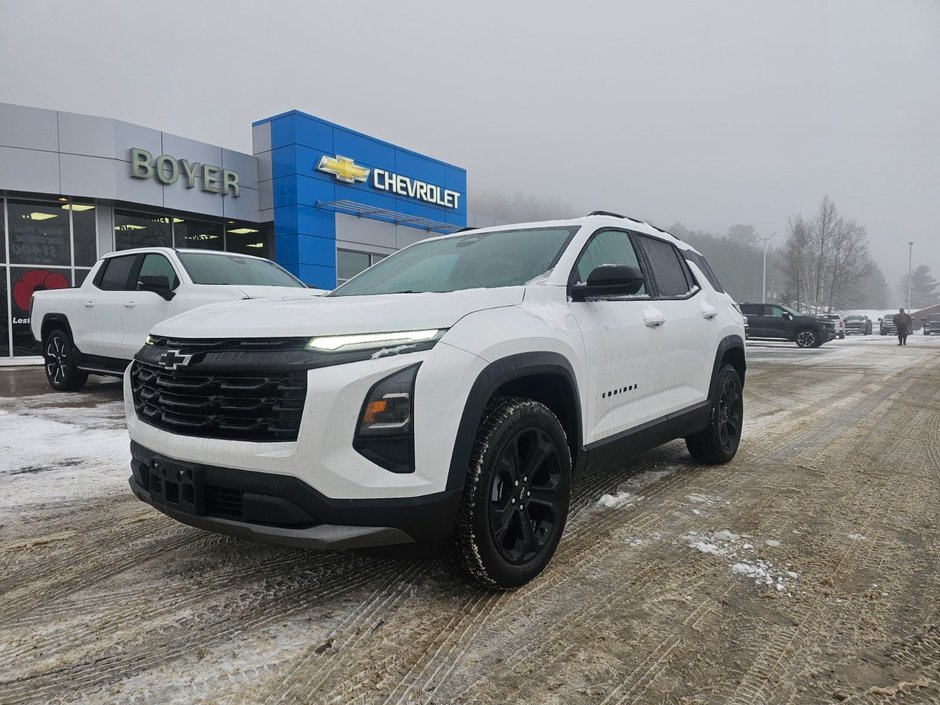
[2, 0, 938, 287]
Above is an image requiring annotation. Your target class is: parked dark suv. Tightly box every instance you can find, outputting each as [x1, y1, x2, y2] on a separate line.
[922, 314, 940, 335]
[739, 303, 835, 348]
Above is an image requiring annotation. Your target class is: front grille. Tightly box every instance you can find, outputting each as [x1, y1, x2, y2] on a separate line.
[131, 361, 306, 442]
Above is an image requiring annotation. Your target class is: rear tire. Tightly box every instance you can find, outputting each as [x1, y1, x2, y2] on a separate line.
[450, 397, 571, 590]
[686, 364, 743, 465]
[43, 328, 88, 391]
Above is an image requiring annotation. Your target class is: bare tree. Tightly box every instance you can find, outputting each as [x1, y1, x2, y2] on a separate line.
[778, 196, 872, 313]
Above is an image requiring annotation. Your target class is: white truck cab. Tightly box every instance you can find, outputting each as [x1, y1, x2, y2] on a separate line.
[30, 247, 324, 390]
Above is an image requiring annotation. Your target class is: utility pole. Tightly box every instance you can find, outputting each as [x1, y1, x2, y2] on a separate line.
[760, 232, 777, 302]
[908, 241, 914, 310]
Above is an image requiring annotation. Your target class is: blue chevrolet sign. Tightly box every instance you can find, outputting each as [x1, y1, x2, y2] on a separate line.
[252, 110, 467, 288]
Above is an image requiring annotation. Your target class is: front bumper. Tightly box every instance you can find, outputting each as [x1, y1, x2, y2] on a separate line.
[129, 442, 462, 549]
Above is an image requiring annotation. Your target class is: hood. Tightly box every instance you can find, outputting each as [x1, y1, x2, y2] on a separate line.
[152, 287, 526, 338]
[235, 285, 326, 299]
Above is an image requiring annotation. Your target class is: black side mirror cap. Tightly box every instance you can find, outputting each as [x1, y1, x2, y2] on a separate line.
[571, 264, 645, 301]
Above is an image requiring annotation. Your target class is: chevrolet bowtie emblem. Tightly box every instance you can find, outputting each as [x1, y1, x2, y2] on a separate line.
[316, 155, 370, 184]
[159, 350, 193, 370]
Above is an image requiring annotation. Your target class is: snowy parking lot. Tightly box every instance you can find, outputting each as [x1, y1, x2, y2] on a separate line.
[2, 335, 939, 704]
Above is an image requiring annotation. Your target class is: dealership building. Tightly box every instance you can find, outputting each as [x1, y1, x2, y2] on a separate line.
[0, 102, 467, 361]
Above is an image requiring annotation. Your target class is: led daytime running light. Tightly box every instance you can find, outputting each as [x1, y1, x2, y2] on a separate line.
[307, 329, 441, 352]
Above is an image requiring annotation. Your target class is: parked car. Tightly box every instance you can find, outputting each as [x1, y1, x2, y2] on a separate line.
[844, 315, 872, 335]
[739, 303, 835, 347]
[125, 213, 747, 589]
[922, 313, 940, 335]
[879, 314, 898, 336]
[30, 248, 326, 391]
[816, 313, 846, 339]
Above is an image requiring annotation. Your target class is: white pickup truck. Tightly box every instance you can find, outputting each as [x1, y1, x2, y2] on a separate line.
[30, 247, 325, 391]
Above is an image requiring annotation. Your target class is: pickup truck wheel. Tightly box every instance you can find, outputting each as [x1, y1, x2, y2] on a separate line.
[43, 329, 88, 391]
[795, 328, 818, 348]
[685, 364, 743, 464]
[451, 397, 571, 590]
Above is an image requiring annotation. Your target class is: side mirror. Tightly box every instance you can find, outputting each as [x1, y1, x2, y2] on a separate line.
[783, 312, 793, 320]
[571, 265, 645, 302]
[138, 275, 175, 301]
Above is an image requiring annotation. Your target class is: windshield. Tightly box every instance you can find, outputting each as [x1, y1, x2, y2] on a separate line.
[845, 316, 864, 321]
[331, 226, 577, 296]
[178, 253, 305, 287]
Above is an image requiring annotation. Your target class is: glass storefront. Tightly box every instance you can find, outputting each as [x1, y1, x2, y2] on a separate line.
[2, 195, 269, 359]
[2, 195, 96, 358]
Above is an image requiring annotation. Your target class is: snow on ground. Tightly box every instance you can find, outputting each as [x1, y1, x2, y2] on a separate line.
[682, 529, 799, 594]
[0, 398, 129, 512]
[597, 491, 642, 508]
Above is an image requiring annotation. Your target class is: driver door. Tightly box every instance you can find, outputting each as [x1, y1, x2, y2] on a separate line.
[122, 253, 180, 357]
[569, 229, 661, 445]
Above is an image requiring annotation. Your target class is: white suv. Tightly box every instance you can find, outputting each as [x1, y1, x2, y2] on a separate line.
[125, 213, 747, 588]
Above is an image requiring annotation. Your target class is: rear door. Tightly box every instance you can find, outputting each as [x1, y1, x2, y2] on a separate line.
[633, 234, 711, 410]
[84, 253, 140, 359]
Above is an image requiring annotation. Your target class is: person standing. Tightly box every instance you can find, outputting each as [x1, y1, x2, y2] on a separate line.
[894, 308, 913, 345]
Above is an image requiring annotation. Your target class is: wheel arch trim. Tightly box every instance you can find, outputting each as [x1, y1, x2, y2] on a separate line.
[446, 352, 582, 491]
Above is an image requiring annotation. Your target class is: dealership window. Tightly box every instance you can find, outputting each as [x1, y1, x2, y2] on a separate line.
[225, 221, 271, 259]
[176, 217, 224, 251]
[69, 200, 97, 266]
[0, 268, 8, 357]
[337, 249, 388, 285]
[7, 198, 71, 267]
[114, 209, 173, 250]
[10, 266, 72, 356]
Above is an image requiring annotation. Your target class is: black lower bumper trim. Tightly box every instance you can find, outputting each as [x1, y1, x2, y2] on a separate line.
[129, 441, 462, 547]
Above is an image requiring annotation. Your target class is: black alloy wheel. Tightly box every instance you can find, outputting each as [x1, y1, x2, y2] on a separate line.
[795, 329, 818, 348]
[686, 364, 744, 464]
[487, 426, 564, 565]
[715, 372, 743, 455]
[43, 328, 88, 391]
[451, 398, 571, 589]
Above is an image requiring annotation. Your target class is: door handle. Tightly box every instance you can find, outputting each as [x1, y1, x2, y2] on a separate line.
[84, 301, 95, 308]
[643, 307, 666, 328]
[701, 303, 718, 320]
[124, 302, 136, 308]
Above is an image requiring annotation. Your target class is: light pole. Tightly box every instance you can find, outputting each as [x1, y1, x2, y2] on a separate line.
[760, 232, 777, 302]
[907, 241, 914, 310]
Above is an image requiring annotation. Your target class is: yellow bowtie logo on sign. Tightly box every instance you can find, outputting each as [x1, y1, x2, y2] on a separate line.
[316, 155, 370, 184]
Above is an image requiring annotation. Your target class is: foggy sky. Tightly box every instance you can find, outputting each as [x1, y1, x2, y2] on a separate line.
[2, 0, 938, 289]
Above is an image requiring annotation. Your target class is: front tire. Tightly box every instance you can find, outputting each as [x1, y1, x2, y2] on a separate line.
[450, 398, 572, 590]
[795, 328, 818, 348]
[686, 364, 743, 465]
[43, 328, 88, 391]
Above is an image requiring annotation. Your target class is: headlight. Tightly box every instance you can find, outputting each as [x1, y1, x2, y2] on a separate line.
[306, 329, 443, 354]
[145, 334, 155, 345]
[353, 364, 420, 474]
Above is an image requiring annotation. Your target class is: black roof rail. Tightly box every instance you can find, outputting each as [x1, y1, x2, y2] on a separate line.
[588, 210, 647, 225]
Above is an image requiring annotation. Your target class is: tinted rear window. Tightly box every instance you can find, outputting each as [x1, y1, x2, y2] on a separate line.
[636, 235, 696, 297]
[97, 255, 138, 291]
